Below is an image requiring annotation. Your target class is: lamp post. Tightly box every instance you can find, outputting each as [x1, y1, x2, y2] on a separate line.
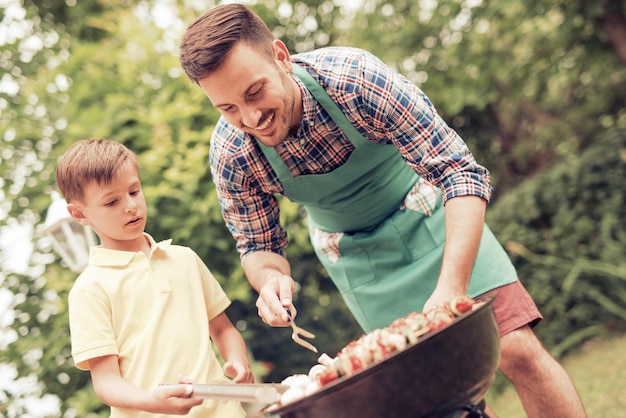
[43, 193, 98, 274]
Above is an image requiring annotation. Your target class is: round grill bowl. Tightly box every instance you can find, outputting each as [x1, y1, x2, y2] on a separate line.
[264, 294, 500, 418]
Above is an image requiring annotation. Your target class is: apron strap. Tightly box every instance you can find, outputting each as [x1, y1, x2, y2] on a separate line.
[291, 64, 368, 148]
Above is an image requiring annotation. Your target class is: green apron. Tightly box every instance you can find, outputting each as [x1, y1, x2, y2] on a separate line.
[256, 64, 517, 332]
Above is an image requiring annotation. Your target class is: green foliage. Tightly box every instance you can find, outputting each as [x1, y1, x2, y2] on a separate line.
[0, 1, 70, 225]
[348, 0, 626, 193]
[1, 264, 98, 415]
[487, 130, 626, 355]
[251, 0, 347, 53]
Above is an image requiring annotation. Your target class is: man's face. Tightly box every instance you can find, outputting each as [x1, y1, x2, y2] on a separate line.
[198, 40, 302, 147]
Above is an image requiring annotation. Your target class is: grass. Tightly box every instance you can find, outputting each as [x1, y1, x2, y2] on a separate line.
[486, 332, 626, 417]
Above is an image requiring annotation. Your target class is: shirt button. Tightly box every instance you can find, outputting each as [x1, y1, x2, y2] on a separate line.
[300, 138, 306, 146]
[309, 121, 314, 127]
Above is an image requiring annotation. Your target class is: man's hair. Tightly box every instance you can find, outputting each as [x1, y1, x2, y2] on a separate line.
[56, 138, 139, 202]
[179, 3, 276, 84]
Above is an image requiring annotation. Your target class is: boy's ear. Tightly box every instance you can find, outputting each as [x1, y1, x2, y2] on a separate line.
[67, 202, 89, 226]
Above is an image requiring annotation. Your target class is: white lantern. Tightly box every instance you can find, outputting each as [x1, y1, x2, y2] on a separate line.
[43, 194, 98, 273]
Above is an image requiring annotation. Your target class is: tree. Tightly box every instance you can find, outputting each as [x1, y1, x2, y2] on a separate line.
[486, 129, 626, 356]
[1, 0, 77, 412]
[348, 0, 626, 193]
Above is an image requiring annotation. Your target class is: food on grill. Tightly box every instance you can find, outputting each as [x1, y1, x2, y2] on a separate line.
[449, 294, 476, 316]
[268, 294, 480, 409]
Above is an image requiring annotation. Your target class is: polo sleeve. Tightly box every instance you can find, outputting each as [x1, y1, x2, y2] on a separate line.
[68, 278, 118, 371]
[191, 250, 232, 321]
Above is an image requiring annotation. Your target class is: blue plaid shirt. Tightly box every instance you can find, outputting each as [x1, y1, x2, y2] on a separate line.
[210, 47, 492, 258]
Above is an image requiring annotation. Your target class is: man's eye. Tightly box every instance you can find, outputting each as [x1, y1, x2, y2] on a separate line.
[249, 86, 262, 97]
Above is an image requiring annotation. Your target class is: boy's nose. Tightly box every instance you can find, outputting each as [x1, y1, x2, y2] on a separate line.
[125, 198, 138, 214]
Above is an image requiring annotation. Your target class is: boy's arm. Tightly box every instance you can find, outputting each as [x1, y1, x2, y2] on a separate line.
[88, 355, 203, 414]
[209, 312, 255, 383]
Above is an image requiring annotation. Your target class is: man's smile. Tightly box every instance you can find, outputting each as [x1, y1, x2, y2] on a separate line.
[255, 111, 275, 131]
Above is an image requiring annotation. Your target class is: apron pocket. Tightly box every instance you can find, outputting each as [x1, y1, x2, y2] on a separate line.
[394, 201, 446, 261]
[310, 206, 447, 331]
[312, 231, 374, 293]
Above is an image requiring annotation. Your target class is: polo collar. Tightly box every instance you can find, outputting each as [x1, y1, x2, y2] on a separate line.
[88, 233, 172, 267]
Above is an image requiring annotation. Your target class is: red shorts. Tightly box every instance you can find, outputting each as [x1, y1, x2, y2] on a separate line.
[479, 279, 543, 337]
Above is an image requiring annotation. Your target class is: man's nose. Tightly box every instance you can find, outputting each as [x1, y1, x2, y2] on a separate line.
[241, 106, 262, 129]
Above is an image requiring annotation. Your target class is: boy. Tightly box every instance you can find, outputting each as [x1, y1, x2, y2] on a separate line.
[56, 138, 254, 417]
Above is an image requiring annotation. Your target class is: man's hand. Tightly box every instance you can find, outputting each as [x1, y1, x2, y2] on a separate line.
[256, 273, 295, 325]
[243, 251, 296, 326]
[422, 284, 463, 313]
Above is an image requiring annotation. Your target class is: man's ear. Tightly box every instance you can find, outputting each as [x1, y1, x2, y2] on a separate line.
[67, 202, 89, 226]
[273, 40, 293, 72]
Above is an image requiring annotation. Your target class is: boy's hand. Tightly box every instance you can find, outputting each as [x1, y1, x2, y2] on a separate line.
[149, 383, 203, 415]
[224, 359, 255, 383]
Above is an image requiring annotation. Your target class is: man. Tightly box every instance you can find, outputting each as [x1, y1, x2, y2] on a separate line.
[178, 4, 585, 417]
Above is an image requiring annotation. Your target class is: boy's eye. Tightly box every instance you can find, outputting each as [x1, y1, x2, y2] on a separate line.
[130, 190, 139, 196]
[105, 200, 117, 207]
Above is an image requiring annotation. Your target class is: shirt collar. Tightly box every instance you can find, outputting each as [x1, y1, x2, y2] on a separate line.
[88, 233, 173, 267]
[285, 73, 318, 141]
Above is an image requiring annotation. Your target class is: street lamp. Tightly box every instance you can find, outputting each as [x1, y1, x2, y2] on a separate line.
[43, 193, 98, 274]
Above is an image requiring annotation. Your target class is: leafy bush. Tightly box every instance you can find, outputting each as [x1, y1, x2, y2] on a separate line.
[487, 129, 626, 356]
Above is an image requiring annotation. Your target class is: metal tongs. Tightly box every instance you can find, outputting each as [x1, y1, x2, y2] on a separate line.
[286, 308, 318, 353]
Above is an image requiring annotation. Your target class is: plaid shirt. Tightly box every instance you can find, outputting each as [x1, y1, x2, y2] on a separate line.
[210, 47, 492, 258]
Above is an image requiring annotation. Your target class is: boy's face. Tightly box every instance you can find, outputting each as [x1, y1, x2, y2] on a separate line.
[67, 162, 148, 253]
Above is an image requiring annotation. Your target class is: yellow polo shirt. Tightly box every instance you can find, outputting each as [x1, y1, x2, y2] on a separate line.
[69, 234, 246, 418]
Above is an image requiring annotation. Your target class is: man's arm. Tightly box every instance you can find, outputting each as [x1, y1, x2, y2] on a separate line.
[423, 195, 486, 312]
[242, 251, 296, 325]
[88, 355, 202, 414]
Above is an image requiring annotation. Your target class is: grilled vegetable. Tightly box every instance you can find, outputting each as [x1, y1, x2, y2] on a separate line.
[272, 294, 478, 408]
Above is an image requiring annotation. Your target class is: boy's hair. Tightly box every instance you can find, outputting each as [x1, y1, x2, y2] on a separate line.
[179, 3, 276, 84]
[56, 138, 139, 202]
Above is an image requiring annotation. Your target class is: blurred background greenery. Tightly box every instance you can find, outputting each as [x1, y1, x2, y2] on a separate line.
[1, 0, 625, 416]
